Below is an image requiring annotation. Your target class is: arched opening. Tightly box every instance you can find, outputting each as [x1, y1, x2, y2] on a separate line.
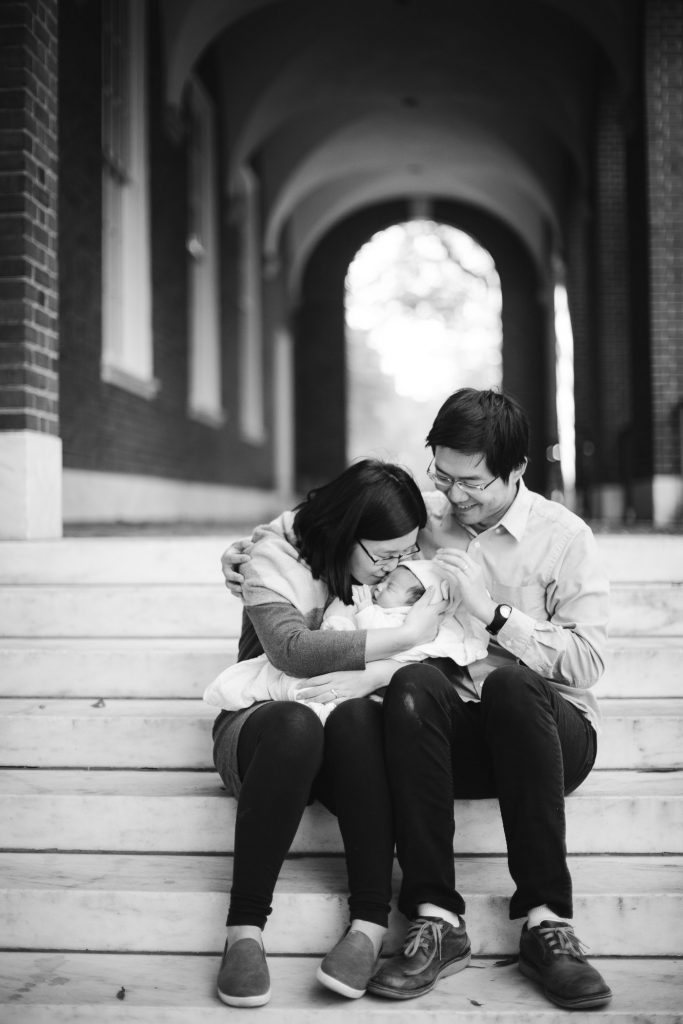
[345, 220, 502, 485]
[295, 199, 550, 496]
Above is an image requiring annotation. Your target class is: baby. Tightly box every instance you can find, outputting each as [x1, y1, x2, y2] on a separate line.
[203, 560, 488, 723]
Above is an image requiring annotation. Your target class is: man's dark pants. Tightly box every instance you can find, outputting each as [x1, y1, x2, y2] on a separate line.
[382, 660, 597, 921]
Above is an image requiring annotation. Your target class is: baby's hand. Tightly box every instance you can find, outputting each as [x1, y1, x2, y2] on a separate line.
[353, 584, 374, 611]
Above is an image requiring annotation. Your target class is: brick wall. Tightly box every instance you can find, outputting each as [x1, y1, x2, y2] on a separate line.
[645, 0, 683, 478]
[57, 1, 275, 488]
[0, 0, 59, 436]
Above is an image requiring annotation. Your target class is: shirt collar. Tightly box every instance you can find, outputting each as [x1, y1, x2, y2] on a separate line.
[495, 478, 532, 541]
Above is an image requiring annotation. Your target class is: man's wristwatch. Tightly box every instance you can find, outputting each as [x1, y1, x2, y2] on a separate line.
[486, 603, 512, 636]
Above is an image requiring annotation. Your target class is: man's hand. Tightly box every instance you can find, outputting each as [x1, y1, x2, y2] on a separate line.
[221, 537, 253, 597]
[434, 548, 496, 625]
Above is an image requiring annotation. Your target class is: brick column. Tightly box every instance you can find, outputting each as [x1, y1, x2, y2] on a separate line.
[0, 0, 61, 538]
[593, 76, 634, 521]
[644, 0, 683, 525]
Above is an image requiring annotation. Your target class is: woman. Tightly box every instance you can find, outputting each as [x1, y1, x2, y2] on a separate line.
[212, 460, 446, 1007]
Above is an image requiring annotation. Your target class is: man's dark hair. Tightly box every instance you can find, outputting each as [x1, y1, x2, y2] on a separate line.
[294, 459, 427, 603]
[426, 388, 529, 483]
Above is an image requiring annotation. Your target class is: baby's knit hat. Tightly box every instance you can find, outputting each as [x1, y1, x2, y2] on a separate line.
[402, 559, 451, 592]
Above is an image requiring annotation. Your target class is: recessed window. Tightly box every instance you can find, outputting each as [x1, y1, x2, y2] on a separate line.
[101, 0, 157, 398]
[187, 78, 225, 427]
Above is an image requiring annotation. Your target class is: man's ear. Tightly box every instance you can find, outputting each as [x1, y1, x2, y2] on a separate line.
[511, 459, 528, 483]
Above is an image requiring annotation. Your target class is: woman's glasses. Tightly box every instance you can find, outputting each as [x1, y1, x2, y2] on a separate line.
[358, 539, 421, 567]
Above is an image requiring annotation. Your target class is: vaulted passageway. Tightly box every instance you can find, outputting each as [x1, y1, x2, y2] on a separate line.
[2, 0, 681, 535]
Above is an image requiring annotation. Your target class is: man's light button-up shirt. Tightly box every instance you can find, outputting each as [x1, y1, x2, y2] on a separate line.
[420, 481, 610, 734]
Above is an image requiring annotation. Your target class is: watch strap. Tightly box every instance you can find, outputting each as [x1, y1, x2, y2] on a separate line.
[486, 603, 511, 636]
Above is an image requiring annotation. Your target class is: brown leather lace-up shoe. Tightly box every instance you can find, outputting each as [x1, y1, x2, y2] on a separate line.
[367, 916, 471, 999]
[519, 921, 612, 1009]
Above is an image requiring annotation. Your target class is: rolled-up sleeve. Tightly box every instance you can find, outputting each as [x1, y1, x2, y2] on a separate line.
[247, 602, 367, 677]
[495, 527, 609, 689]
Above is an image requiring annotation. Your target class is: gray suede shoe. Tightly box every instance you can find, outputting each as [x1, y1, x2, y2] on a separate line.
[317, 929, 381, 999]
[217, 937, 271, 1007]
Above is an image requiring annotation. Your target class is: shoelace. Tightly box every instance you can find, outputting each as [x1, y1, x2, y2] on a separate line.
[537, 923, 588, 961]
[402, 918, 443, 964]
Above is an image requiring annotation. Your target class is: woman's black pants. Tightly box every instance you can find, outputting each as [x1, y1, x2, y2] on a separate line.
[382, 660, 597, 921]
[213, 698, 394, 930]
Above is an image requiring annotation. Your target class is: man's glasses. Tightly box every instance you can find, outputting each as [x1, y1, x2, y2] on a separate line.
[426, 459, 498, 494]
[357, 539, 421, 567]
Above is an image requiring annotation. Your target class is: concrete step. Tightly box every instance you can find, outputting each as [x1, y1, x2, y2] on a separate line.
[3, 953, 682, 1024]
[1, 952, 681, 1024]
[1, 636, 681, 699]
[1, 581, 681, 638]
[0, 638, 239, 698]
[1, 852, 680, 956]
[1, 698, 680, 770]
[1, 533, 681, 583]
[607, 583, 683, 637]
[0, 536, 236, 584]
[0, 584, 243, 638]
[1, 768, 680, 855]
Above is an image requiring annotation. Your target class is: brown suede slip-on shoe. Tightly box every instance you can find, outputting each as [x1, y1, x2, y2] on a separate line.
[317, 928, 381, 999]
[217, 937, 271, 1007]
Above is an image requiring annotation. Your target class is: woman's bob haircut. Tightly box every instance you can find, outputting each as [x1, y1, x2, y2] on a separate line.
[293, 459, 427, 604]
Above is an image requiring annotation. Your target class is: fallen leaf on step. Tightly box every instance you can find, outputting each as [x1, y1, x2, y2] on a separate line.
[469, 999, 484, 1006]
[116, 987, 126, 1000]
[92, 698, 106, 708]
[494, 956, 518, 967]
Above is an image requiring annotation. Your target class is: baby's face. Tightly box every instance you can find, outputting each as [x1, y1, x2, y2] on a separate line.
[372, 565, 419, 608]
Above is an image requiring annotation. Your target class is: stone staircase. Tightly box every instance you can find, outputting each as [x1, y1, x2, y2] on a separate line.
[0, 532, 681, 1022]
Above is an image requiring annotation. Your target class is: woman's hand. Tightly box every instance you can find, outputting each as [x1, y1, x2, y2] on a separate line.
[434, 548, 496, 624]
[221, 538, 253, 597]
[400, 585, 449, 646]
[295, 660, 399, 704]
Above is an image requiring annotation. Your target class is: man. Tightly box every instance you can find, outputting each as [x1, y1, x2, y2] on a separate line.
[366, 388, 612, 1009]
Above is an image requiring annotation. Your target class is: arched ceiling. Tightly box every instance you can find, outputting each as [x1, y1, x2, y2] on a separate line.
[159, 0, 640, 278]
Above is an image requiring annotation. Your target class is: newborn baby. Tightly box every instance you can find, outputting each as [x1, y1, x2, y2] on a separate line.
[203, 560, 488, 722]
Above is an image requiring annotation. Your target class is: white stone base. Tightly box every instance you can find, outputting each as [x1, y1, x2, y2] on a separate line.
[594, 484, 625, 522]
[62, 467, 295, 525]
[0, 432, 63, 540]
[652, 474, 683, 527]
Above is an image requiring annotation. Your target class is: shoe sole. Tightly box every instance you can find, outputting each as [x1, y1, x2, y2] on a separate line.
[316, 964, 366, 999]
[217, 987, 271, 1008]
[518, 957, 613, 1009]
[367, 950, 471, 1000]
